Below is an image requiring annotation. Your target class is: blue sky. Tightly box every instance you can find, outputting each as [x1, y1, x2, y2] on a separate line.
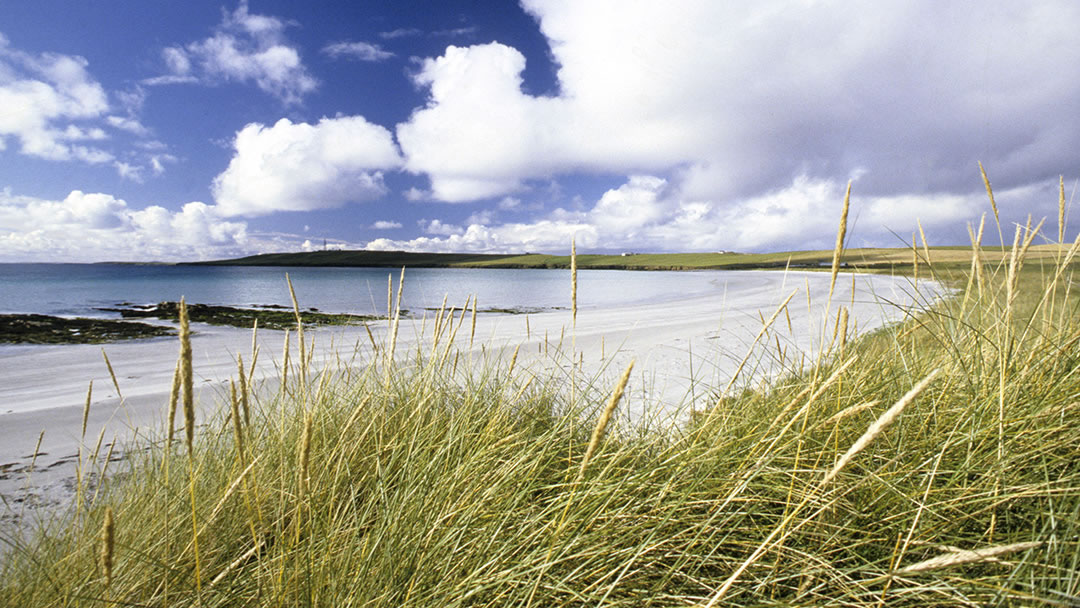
[1, 1, 1078, 262]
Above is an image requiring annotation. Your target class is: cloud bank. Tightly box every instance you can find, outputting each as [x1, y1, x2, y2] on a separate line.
[0, 189, 249, 262]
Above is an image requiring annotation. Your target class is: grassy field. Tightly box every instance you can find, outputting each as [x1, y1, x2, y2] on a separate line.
[192, 242, 1077, 274]
[3, 202, 1080, 605]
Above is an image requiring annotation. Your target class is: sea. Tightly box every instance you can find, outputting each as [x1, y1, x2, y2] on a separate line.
[0, 263, 742, 319]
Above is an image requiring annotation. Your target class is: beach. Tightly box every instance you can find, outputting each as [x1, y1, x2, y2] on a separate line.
[0, 270, 945, 523]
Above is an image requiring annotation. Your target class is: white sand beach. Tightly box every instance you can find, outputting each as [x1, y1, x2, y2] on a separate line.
[0, 270, 947, 523]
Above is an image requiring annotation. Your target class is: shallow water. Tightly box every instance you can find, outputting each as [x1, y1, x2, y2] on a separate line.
[0, 263, 761, 317]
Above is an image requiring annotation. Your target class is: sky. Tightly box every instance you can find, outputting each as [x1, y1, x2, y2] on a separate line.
[1, 1, 1078, 262]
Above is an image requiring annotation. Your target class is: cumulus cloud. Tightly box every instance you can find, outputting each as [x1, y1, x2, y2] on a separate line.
[395, 0, 1080, 248]
[148, 1, 317, 104]
[0, 189, 249, 262]
[371, 220, 402, 229]
[212, 115, 403, 217]
[322, 41, 394, 62]
[0, 35, 112, 164]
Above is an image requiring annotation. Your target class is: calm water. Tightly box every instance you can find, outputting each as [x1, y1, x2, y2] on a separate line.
[0, 263, 741, 318]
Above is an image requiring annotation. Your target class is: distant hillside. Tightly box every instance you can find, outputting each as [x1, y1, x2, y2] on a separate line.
[188, 250, 522, 268]
[187, 245, 1069, 274]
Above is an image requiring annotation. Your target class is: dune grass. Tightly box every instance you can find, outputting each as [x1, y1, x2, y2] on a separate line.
[3, 189, 1080, 606]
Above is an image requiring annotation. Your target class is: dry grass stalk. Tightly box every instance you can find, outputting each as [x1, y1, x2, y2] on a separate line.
[298, 409, 313, 499]
[962, 216, 987, 312]
[101, 348, 122, 401]
[166, 358, 180, 447]
[1060, 175, 1066, 243]
[894, 541, 1041, 576]
[90, 426, 106, 464]
[579, 360, 634, 477]
[571, 237, 578, 327]
[364, 322, 378, 354]
[387, 274, 393, 330]
[81, 380, 93, 440]
[229, 380, 245, 459]
[100, 506, 115, 587]
[917, 219, 930, 268]
[470, 295, 478, 349]
[912, 232, 918, 284]
[822, 400, 879, 426]
[210, 540, 265, 587]
[979, 161, 1005, 249]
[822, 368, 941, 486]
[281, 329, 290, 393]
[395, 266, 406, 313]
[434, 294, 448, 342]
[250, 317, 258, 362]
[178, 296, 202, 591]
[507, 343, 520, 377]
[28, 430, 44, 474]
[828, 181, 852, 302]
[838, 306, 849, 353]
[387, 310, 400, 365]
[179, 297, 194, 455]
[237, 355, 249, 427]
[286, 274, 306, 388]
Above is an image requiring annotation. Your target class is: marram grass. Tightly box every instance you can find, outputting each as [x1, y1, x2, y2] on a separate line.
[3, 213, 1080, 606]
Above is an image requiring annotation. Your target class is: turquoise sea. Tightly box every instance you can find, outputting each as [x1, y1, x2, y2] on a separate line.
[0, 263, 740, 318]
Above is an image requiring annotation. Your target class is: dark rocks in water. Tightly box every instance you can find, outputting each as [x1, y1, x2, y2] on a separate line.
[97, 302, 385, 331]
[0, 314, 175, 345]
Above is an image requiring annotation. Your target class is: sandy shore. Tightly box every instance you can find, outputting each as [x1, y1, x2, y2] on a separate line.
[0, 270, 947, 526]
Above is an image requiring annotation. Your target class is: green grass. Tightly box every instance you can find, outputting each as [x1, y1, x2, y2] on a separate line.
[3, 223, 1080, 606]
[187, 243, 1079, 275]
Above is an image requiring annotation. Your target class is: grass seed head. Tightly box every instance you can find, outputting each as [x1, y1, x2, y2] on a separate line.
[571, 237, 578, 326]
[828, 181, 852, 301]
[166, 358, 180, 447]
[81, 380, 93, 441]
[580, 360, 634, 476]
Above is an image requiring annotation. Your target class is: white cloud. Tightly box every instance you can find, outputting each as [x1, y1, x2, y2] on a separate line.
[371, 220, 402, 229]
[379, 28, 422, 40]
[0, 36, 112, 164]
[0, 190, 250, 262]
[114, 161, 144, 182]
[395, 0, 1080, 252]
[465, 209, 496, 226]
[497, 196, 522, 210]
[322, 41, 394, 62]
[107, 115, 150, 136]
[212, 115, 403, 217]
[403, 186, 429, 201]
[149, 153, 178, 175]
[421, 219, 463, 236]
[148, 1, 317, 104]
[162, 47, 191, 75]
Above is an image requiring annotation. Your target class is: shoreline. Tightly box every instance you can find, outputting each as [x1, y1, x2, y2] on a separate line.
[0, 270, 948, 525]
